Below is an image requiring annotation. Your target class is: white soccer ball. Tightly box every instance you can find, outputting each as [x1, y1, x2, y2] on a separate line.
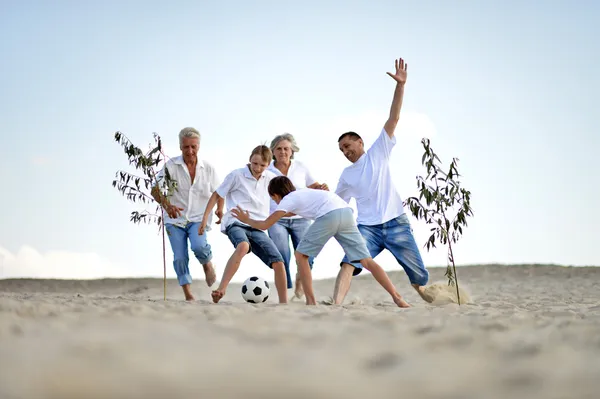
[241, 276, 270, 303]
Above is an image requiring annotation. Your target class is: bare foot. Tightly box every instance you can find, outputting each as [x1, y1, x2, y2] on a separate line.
[393, 296, 411, 308]
[203, 263, 217, 287]
[211, 289, 225, 303]
[413, 285, 434, 303]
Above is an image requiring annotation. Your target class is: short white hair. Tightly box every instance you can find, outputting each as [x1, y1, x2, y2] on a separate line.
[270, 133, 300, 160]
[178, 127, 201, 146]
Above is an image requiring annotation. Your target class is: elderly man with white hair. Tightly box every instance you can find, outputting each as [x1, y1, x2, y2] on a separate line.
[152, 127, 223, 301]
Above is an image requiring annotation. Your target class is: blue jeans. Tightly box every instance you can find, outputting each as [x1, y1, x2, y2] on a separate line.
[268, 218, 314, 289]
[341, 213, 429, 286]
[226, 222, 284, 267]
[165, 222, 212, 286]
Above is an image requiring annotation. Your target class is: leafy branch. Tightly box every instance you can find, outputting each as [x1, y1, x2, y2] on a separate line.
[112, 132, 177, 227]
[404, 138, 474, 305]
[112, 131, 178, 300]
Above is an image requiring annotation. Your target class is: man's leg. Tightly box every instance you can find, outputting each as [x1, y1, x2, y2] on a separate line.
[188, 222, 216, 287]
[334, 209, 410, 308]
[212, 225, 251, 303]
[384, 214, 433, 303]
[359, 258, 410, 308]
[295, 251, 315, 305]
[333, 223, 384, 305]
[267, 220, 293, 289]
[248, 229, 288, 304]
[165, 224, 194, 301]
[332, 263, 355, 305]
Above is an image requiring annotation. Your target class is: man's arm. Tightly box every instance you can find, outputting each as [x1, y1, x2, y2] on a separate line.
[383, 57, 408, 138]
[231, 207, 286, 231]
[151, 185, 183, 219]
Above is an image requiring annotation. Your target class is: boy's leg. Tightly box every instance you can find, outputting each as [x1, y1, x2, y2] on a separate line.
[334, 223, 385, 305]
[246, 229, 288, 304]
[187, 222, 216, 287]
[294, 251, 315, 305]
[294, 212, 338, 305]
[165, 224, 194, 301]
[383, 214, 432, 303]
[212, 224, 251, 303]
[334, 208, 410, 308]
[267, 220, 293, 289]
[288, 218, 314, 298]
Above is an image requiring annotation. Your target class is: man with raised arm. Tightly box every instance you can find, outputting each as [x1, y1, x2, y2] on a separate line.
[332, 58, 433, 305]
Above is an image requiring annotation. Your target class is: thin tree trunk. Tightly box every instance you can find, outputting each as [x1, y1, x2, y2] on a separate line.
[447, 240, 460, 305]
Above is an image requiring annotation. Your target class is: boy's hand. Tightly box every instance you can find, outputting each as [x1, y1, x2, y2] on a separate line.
[198, 219, 208, 235]
[215, 208, 223, 224]
[231, 206, 250, 223]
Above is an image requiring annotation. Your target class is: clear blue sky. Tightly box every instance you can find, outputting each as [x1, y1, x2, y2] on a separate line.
[1, 0, 598, 282]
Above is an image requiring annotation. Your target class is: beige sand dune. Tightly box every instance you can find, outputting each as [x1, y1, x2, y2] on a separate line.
[1, 264, 600, 399]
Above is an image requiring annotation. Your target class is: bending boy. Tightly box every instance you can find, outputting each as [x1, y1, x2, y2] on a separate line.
[232, 176, 411, 308]
[199, 145, 288, 304]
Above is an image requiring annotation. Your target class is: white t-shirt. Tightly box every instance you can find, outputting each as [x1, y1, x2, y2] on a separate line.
[155, 155, 220, 227]
[216, 165, 277, 232]
[275, 188, 351, 220]
[335, 128, 405, 226]
[267, 160, 317, 219]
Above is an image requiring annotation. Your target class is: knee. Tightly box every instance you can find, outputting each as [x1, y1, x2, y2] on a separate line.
[295, 251, 309, 262]
[272, 261, 285, 271]
[191, 242, 210, 256]
[235, 241, 250, 255]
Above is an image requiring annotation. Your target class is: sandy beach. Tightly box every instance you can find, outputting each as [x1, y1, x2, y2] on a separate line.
[1, 264, 600, 399]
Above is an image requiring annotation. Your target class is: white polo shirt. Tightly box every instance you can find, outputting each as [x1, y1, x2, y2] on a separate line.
[335, 128, 405, 226]
[275, 188, 351, 220]
[155, 155, 221, 227]
[267, 160, 317, 219]
[216, 165, 277, 233]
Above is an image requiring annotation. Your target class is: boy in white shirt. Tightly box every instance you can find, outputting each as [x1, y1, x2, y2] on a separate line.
[199, 145, 288, 304]
[232, 176, 411, 308]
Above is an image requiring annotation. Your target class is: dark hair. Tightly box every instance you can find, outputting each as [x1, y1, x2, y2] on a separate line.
[338, 131, 362, 142]
[249, 145, 272, 163]
[268, 176, 296, 198]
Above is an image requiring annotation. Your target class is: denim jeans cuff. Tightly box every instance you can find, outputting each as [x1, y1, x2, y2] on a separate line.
[177, 273, 192, 286]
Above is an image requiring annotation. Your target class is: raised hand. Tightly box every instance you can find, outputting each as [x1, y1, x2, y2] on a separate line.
[386, 58, 407, 85]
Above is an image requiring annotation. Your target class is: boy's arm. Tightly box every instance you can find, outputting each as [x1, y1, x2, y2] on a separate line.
[198, 191, 223, 235]
[231, 207, 286, 231]
[383, 57, 408, 139]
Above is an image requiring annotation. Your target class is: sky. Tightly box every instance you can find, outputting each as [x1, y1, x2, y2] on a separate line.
[0, 0, 598, 284]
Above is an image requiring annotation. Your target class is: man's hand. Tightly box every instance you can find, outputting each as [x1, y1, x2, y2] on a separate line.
[166, 204, 184, 219]
[386, 57, 407, 85]
[308, 182, 329, 191]
[198, 219, 208, 235]
[215, 208, 223, 224]
[231, 206, 250, 224]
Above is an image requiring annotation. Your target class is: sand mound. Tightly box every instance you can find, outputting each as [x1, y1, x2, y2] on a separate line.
[424, 281, 473, 305]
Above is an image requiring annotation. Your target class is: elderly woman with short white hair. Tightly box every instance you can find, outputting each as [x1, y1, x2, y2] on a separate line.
[267, 133, 328, 298]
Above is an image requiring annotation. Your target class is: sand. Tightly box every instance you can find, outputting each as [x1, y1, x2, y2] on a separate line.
[1, 264, 600, 399]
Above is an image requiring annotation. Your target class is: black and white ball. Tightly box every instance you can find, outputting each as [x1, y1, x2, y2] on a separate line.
[241, 276, 270, 303]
